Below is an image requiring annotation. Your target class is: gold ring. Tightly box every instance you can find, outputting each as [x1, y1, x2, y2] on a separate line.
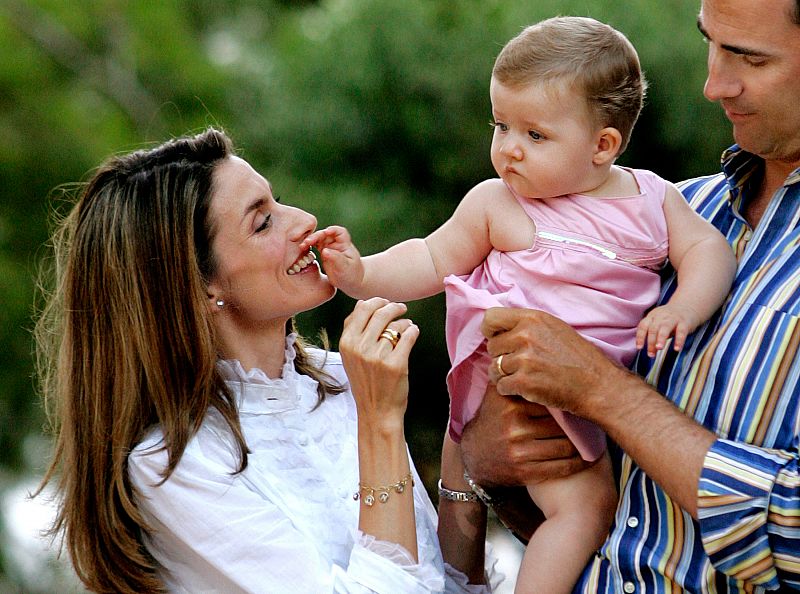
[379, 328, 401, 348]
[492, 354, 507, 378]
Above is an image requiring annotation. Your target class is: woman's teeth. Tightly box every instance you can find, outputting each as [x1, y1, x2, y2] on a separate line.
[287, 251, 317, 275]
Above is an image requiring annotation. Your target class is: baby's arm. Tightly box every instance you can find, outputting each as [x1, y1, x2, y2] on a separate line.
[304, 180, 500, 301]
[636, 184, 736, 356]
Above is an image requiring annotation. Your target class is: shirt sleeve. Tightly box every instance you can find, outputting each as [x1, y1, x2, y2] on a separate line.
[698, 438, 800, 590]
[128, 444, 445, 594]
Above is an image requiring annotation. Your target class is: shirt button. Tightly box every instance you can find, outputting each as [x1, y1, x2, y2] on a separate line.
[298, 435, 309, 446]
[623, 582, 636, 593]
[626, 517, 639, 528]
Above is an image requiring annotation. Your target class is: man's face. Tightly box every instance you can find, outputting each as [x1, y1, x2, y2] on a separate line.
[699, 0, 800, 166]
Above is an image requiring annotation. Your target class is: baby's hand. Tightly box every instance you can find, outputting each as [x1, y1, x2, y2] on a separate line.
[302, 226, 365, 294]
[636, 303, 702, 357]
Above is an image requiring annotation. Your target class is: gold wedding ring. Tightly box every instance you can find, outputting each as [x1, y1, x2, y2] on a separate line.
[379, 328, 401, 348]
[492, 354, 508, 378]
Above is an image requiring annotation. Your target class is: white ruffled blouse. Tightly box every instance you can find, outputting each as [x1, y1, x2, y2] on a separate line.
[128, 335, 499, 593]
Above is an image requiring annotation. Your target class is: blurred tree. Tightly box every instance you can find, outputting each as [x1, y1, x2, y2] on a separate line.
[0, 0, 732, 586]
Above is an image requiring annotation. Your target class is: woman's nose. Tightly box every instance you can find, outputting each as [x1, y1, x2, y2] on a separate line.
[287, 206, 317, 242]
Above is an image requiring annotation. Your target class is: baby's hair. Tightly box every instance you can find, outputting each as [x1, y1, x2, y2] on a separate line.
[493, 16, 647, 154]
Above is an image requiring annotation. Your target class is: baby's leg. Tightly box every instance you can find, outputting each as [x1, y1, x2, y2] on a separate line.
[514, 452, 616, 594]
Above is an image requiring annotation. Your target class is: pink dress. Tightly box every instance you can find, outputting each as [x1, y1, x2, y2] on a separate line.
[444, 168, 669, 461]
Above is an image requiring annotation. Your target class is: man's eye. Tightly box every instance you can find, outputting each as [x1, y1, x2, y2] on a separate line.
[743, 55, 768, 67]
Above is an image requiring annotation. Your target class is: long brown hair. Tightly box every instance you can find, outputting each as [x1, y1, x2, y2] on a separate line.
[34, 128, 342, 593]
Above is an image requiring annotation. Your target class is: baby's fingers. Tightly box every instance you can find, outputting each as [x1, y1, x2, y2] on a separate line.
[672, 321, 690, 351]
[300, 229, 327, 250]
[652, 322, 677, 355]
[635, 319, 650, 350]
[636, 313, 663, 356]
[302, 226, 346, 250]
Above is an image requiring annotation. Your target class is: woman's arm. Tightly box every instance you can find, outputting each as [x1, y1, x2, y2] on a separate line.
[338, 299, 421, 557]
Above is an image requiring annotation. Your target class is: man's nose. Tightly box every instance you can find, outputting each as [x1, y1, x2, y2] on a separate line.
[704, 45, 742, 102]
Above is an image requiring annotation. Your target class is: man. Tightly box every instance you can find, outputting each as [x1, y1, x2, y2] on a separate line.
[459, 0, 800, 591]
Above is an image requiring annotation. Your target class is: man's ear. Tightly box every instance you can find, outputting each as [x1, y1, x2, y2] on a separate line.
[593, 127, 623, 166]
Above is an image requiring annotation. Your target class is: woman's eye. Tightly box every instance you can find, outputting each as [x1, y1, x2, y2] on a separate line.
[255, 214, 272, 233]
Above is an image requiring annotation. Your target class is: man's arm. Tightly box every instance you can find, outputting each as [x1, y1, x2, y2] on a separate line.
[480, 307, 715, 518]
[479, 307, 800, 587]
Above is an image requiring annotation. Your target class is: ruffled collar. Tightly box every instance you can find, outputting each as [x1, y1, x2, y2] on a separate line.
[216, 333, 308, 414]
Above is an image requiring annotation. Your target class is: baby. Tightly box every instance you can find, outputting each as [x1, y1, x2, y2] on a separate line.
[304, 16, 735, 593]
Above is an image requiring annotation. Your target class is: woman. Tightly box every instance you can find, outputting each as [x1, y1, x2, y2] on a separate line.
[34, 129, 498, 593]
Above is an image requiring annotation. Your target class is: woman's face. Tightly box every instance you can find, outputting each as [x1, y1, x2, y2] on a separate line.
[207, 156, 335, 328]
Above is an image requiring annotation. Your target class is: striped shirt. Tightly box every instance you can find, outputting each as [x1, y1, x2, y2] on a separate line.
[575, 146, 800, 593]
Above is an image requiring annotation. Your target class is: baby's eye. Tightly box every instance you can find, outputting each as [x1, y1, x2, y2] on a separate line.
[529, 130, 543, 141]
[490, 120, 509, 132]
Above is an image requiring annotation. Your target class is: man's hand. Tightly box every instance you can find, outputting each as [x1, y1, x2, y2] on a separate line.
[460, 383, 590, 488]
[459, 384, 593, 543]
[479, 306, 715, 518]
[481, 307, 625, 421]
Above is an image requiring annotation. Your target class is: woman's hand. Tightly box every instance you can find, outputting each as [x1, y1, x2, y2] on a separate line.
[339, 298, 419, 432]
[342, 298, 421, 560]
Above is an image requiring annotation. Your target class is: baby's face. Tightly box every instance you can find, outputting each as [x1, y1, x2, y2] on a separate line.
[489, 77, 601, 199]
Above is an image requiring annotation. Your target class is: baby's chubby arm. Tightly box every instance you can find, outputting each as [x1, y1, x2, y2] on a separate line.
[302, 180, 503, 302]
[636, 184, 736, 356]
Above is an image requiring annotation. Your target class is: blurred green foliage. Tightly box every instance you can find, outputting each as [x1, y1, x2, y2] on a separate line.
[1, 0, 730, 503]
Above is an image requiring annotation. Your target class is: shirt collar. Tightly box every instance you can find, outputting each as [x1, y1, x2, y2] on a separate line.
[720, 145, 800, 203]
[216, 333, 306, 414]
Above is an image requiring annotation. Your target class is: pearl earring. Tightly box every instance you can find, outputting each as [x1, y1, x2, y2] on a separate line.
[216, 299, 225, 308]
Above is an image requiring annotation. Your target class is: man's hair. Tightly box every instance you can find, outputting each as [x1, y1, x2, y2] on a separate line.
[493, 16, 647, 154]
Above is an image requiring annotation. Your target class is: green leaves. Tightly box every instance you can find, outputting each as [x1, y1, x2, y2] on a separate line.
[2, 0, 725, 476]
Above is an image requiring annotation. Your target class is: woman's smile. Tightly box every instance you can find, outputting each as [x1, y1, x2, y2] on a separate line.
[287, 250, 319, 275]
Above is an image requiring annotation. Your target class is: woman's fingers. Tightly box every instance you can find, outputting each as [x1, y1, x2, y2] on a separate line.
[343, 298, 405, 337]
[341, 298, 419, 375]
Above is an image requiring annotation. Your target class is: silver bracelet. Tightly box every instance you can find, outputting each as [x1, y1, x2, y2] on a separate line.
[437, 479, 481, 503]
[463, 470, 500, 507]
